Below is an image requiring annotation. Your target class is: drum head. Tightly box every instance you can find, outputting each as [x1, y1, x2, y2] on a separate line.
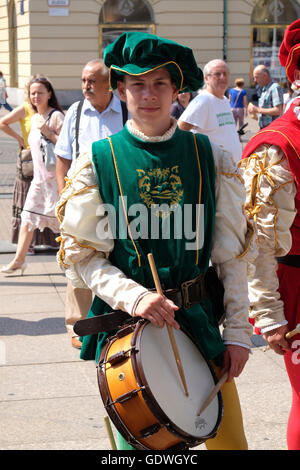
[138, 323, 222, 440]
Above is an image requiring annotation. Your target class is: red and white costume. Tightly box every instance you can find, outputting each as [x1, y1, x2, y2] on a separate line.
[240, 95, 300, 449]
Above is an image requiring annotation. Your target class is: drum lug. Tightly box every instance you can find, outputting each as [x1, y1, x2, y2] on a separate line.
[106, 350, 130, 366]
[99, 346, 139, 367]
[106, 386, 146, 406]
[139, 423, 162, 439]
[116, 323, 137, 339]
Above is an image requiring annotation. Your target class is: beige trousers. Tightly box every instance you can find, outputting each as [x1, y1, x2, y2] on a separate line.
[65, 280, 93, 337]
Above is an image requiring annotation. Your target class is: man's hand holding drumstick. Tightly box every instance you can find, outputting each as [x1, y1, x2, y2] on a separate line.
[134, 292, 180, 330]
[135, 293, 250, 383]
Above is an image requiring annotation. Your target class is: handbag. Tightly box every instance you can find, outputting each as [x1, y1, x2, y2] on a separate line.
[17, 147, 33, 179]
[40, 109, 57, 172]
[40, 135, 56, 171]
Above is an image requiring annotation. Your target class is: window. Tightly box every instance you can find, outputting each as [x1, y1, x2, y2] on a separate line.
[99, 0, 155, 55]
[251, 0, 300, 85]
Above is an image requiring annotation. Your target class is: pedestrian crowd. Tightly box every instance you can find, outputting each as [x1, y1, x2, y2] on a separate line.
[0, 18, 299, 452]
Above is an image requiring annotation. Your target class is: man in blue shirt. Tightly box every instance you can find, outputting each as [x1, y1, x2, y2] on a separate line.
[55, 59, 126, 192]
[55, 59, 127, 349]
[248, 65, 283, 129]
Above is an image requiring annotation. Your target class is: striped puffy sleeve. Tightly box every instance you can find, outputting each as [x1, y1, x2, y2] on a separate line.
[239, 144, 297, 330]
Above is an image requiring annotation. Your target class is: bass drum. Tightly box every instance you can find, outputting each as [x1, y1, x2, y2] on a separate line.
[98, 320, 223, 450]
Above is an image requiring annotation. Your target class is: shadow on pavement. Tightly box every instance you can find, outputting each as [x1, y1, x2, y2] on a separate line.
[0, 316, 66, 336]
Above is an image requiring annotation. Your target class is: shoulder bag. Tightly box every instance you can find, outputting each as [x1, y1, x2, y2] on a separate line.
[232, 90, 242, 108]
[40, 109, 58, 172]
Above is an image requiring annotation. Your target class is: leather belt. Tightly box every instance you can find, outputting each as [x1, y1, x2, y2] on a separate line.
[74, 273, 207, 337]
[162, 274, 206, 310]
[276, 255, 300, 268]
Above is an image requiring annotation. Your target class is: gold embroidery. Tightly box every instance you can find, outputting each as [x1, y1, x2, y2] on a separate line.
[137, 166, 183, 218]
[243, 147, 275, 223]
[242, 146, 295, 251]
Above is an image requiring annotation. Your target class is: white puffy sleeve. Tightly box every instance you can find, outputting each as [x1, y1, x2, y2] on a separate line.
[56, 152, 148, 314]
[239, 145, 297, 331]
[210, 143, 257, 348]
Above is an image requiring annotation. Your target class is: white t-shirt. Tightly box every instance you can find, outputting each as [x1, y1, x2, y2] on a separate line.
[179, 89, 242, 163]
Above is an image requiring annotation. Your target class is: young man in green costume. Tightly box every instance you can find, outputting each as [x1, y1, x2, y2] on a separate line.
[56, 32, 256, 450]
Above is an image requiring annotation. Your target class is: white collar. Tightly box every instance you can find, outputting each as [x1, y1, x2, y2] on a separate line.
[127, 118, 178, 142]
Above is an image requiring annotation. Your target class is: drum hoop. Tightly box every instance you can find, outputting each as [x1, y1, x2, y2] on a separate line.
[97, 336, 149, 450]
[130, 320, 223, 446]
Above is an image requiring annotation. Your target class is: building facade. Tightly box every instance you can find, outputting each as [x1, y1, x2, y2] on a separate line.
[0, 0, 299, 106]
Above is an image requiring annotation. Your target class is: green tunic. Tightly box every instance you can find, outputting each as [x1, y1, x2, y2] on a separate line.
[80, 125, 225, 365]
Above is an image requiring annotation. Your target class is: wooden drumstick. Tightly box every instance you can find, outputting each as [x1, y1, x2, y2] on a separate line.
[197, 371, 229, 416]
[104, 416, 117, 450]
[263, 323, 300, 352]
[147, 253, 189, 397]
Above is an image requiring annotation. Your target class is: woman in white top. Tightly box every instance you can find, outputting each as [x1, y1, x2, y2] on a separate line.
[1, 77, 64, 275]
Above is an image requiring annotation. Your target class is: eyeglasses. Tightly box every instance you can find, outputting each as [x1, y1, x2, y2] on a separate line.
[30, 77, 49, 84]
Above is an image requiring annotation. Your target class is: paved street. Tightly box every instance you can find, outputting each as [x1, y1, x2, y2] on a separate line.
[0, 107, 291, 452]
